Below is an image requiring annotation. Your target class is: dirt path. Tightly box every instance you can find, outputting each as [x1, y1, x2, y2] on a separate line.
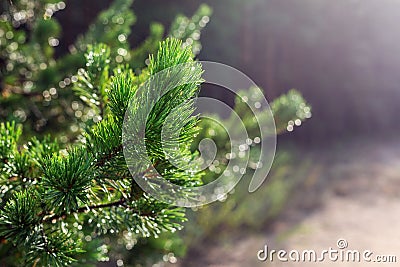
[177, 137, 400, 266]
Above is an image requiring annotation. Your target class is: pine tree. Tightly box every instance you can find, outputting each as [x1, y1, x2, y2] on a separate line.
[0, 38, 205, 267]
[0, 1, 211, 265]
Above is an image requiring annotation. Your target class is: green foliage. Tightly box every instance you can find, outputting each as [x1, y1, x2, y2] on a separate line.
[271, 89, 312, 134]
[76, 0, 135, 63]
[0, 0, 68, 133]
[122, 39, 204, 192]
[193, 87, 311, 184]
[41, 148, 94, 213]
[0, 0, 211, 137]
[25, 135, 61, 166]
[0, 190, 83, 267]
[0, 121, 22, 162]
[73, 44, 110, 118]
[180, 87, 312, 250]
[0, 190, 40, 245]
[0, 38, 206, 267]
[108, 66, 140, 120]
[169, 4, 213, 55]
[148, 38, 194, 74]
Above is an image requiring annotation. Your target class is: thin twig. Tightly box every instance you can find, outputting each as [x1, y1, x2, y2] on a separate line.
[43, 198, 155, 223]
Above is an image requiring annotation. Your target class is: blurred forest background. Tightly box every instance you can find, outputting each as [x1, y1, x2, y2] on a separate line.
[56, 0, 400, 144]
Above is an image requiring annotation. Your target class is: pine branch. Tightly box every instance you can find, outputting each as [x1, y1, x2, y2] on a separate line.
[43, 197, 156, 224]
[0, 38, 206, 266]
[95, 144, 123, 167]
[0, 0, 216, 265]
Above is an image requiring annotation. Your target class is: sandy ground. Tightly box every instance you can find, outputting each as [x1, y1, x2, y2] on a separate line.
[175, 137, 400, 267]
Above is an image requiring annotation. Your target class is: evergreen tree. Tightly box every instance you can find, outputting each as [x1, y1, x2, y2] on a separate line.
[0, 39, 205, 267]
[0, 1, 212, 265]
